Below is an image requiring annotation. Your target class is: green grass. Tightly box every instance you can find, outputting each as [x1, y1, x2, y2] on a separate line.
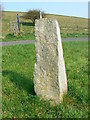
[2, 33, 35, 42]
[61, 33, 88, 38]
[2, 11, 88, 39]
[2, 32, 88, 42]
[2, 41, 88, 118]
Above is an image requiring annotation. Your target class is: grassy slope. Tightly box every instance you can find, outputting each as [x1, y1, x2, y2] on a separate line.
[2, 11, 88, 40]
[46, 14, 88, 34]
[2, 41, 88, 118]
[2, 11, 34, 36]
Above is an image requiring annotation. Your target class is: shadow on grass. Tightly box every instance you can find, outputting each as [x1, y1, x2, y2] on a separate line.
[21, 22, 34, 26]
[2, 70, 36, 95]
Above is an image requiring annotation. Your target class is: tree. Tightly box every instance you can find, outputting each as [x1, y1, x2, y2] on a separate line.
[23, 10, 45, 25]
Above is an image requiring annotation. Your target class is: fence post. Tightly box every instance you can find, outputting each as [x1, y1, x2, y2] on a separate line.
[77, 25, 78, 31]
[21, 23, 22, 33]
[13, 21, 16, 34]
[9, 21, 12, 34]
[40, 11, 42, 19]
[16, 14, 20, 34]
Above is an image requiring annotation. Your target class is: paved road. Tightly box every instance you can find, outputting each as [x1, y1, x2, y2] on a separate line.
[0, 40, 35, 46]
[0, 38, 88, 46]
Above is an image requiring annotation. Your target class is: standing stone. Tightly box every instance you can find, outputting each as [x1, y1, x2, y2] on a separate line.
[34, 18, 67, 104]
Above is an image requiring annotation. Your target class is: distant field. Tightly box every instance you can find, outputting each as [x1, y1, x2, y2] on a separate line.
[2, 11, 88, 39]
[2, 11, 34, 36]
[46, 14, 88, 35]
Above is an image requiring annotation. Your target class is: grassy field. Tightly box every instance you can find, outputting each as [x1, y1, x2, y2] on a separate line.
[2, 41, 88, 118]
[2, 11, 88, 41]
[2, 33, 35, 42]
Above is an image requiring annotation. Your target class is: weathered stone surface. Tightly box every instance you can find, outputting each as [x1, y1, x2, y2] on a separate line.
[34, 18, 67, 103]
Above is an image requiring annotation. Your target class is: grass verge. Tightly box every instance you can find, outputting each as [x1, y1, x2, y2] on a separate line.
[2, 33, 88, 42]
[2, 33, 35, 42]
[2, 41, 88, 118]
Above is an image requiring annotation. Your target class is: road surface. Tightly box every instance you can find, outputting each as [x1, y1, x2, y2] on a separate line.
[0, 38, 88, 46]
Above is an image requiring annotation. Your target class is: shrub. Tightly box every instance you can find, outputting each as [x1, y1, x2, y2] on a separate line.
[23, 10, 45, 25]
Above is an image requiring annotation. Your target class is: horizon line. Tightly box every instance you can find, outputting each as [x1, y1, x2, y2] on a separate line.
[2, 10, 88, 19]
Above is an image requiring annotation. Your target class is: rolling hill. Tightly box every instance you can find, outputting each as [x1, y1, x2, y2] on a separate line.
[2, 11, 88, 37]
